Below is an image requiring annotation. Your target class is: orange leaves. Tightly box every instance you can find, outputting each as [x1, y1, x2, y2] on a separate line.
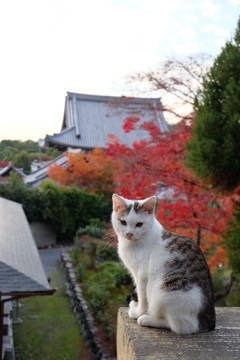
[48, 163, 70, 186]
[48, 148, 115, 195]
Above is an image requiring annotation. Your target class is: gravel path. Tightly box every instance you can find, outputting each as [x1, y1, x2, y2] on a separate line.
[39, 246, 71, 277]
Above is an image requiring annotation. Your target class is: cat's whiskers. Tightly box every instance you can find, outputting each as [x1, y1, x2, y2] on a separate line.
[102, 230, 117, 248]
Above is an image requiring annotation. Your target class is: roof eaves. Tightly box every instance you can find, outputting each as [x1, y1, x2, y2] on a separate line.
[66, 92, 162, 104]
[0, 164, 26, 177]
[72, 95, 81, 138]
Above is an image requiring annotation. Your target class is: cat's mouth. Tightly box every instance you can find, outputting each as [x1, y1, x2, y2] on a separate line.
[125, 233, 138, 241]
[126, 237, 135, 241]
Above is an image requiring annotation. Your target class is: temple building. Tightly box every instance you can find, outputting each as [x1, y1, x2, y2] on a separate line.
[40, 92, 169, 151]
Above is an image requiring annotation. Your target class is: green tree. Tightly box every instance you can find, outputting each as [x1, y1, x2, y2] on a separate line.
[225, 202, 240, 276]
[13, 150, 31, 174]
[186, 17, 240, 192]
[0, 146, 18, 160]
[186, 18, 240, 286]
[0, 139, 61, 164]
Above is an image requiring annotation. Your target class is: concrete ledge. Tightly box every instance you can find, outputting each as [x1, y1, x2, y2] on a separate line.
[117, 307, 240, 360]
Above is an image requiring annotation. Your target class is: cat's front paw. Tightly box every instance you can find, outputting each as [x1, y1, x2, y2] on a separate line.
[138, 314, 151, 326]
[129, 300, 138, 309]
[128, 306, 145, 319]
[138, 314, 169, 329]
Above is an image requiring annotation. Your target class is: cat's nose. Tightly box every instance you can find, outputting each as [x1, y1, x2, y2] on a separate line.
[126, 232, 133, 239]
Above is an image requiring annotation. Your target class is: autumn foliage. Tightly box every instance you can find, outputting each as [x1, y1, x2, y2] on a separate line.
[48, 147, 114, 196]
[48, 117, 234, 270]
[107, 117, 234, 270]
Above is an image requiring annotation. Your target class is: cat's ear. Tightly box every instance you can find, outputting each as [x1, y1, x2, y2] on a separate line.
[142, 196, 156, 214]
[112, 194, 126, 212]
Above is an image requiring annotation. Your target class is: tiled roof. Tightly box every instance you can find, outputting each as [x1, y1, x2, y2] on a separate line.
[24, 153, 67, 187]
[0, 163, 26, 177]
[0, 197, 54, 294]
[44, 93, 169, 150]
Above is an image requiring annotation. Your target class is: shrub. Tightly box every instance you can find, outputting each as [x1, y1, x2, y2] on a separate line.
[70, 245, 83, 266]
[41, 181, 111, 241]
[87, 284, 110, 314]
[114, 267, 132, 288]
[76, 263, 85, 282]
[76, 220, 105, 239]
[83, 242, 98, 269]
[97, 245, 119, 262]
[71, 245, 134, 356]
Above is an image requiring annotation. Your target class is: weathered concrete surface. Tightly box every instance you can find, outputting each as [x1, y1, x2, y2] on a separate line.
[117, 307, 240, 360]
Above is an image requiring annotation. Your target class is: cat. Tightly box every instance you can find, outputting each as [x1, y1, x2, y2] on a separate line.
[111, 194, 216, 335]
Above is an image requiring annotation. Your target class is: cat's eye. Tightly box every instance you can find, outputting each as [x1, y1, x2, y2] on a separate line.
[136, 222, 143, 228]
[120, 220, 127, 226]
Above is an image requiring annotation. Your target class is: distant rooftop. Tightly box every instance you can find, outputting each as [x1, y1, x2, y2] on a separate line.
[24, 152, 67, 187]
[0, 162, 26, 181]
[42, 92, 169, 150]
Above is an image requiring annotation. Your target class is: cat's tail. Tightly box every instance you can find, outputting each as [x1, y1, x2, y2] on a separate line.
[198, 303, 216, 332]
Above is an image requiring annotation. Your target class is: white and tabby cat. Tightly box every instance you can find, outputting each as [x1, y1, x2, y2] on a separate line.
[112, 194, 215, 335]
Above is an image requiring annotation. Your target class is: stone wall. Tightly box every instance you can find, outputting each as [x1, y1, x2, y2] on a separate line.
[60, 252, 107, 360]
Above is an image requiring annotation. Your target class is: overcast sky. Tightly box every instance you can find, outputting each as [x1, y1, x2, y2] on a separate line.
[0, 0, 239, 141]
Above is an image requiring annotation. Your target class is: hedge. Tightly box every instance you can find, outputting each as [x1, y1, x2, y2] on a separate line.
[0, 176, 111, 241]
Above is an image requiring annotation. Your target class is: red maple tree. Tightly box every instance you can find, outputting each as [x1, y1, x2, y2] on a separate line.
[107, 116, 234, 270]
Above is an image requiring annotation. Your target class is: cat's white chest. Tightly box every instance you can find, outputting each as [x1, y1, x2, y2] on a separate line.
[118, 236, 168, 277]
[119, 240, 146, 263]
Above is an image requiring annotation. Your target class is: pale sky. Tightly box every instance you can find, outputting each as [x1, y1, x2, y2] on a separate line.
[0, 0, 239, 141]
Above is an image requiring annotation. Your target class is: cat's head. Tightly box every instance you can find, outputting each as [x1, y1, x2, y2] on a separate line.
[111, 194, 156, 241]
